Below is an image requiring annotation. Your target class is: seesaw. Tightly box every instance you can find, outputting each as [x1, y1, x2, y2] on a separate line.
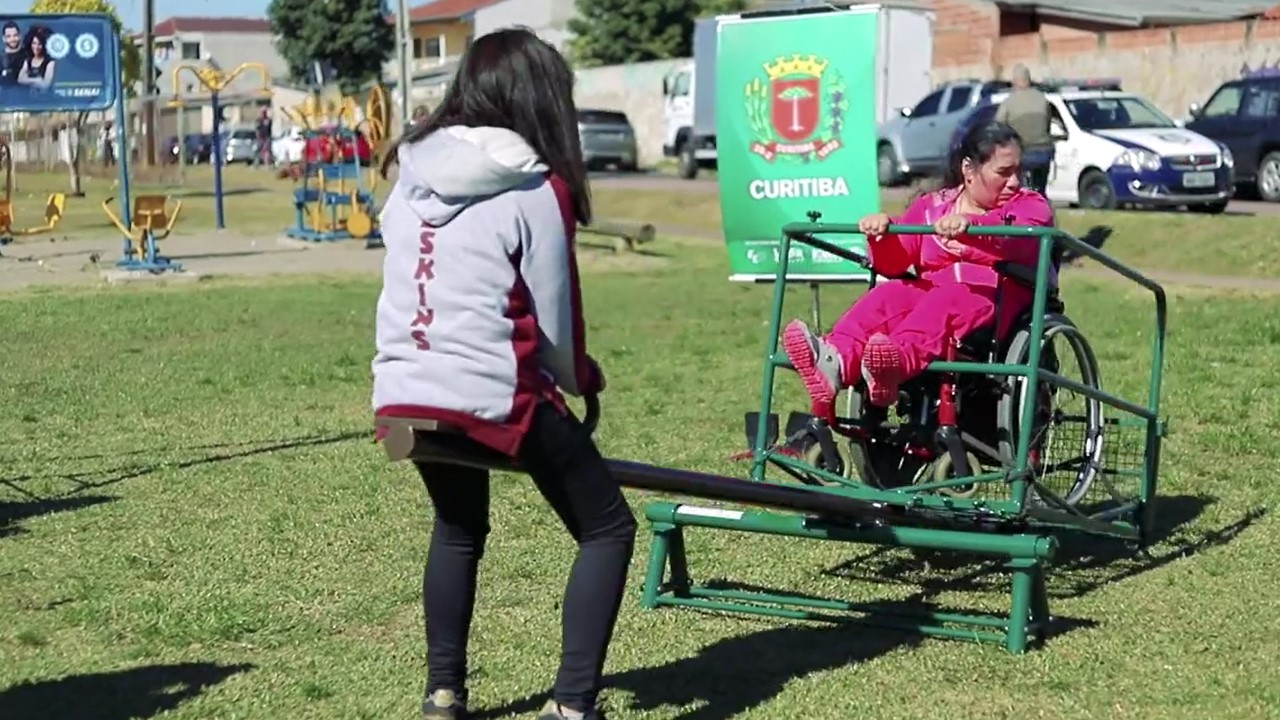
[376, 217, 1168, 655]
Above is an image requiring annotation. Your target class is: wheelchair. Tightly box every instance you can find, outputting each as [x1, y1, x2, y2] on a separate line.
[784, 233, 1106, 510]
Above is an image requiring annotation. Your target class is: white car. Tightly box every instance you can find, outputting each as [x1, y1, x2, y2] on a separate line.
[272, 126, 307, 166]
[962, 88, 1235, 213]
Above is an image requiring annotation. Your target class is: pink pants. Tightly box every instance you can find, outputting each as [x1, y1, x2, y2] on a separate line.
[827, 279, 996, 381]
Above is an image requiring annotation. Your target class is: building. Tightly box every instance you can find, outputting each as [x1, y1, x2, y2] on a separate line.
[928, 0, 1280, 115]
[138, 16, 290, 138]
[405, 0, 501, 72]
[472, 0, 575, 51]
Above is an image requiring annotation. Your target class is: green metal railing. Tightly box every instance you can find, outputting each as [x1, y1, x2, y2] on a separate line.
[750, 222, 1167, 536]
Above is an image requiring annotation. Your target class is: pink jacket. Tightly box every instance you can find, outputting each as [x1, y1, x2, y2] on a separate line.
[868, 187, 1055, 337]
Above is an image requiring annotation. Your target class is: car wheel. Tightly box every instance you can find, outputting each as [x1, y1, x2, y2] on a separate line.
[1257, 151, 1280, 202]
[1190, 200, 1229, 214]
[678, 142, 698, 180]
[1077, 170, 1116, 210]
[877, 143, 902, 186]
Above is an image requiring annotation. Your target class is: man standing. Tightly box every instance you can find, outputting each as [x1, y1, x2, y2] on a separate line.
[996, 64, 1054, 195]
[1, 21, 27, 89]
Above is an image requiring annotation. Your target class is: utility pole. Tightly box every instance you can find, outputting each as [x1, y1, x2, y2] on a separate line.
[142, 0, 156, 166]
[396, 0, 411, 130]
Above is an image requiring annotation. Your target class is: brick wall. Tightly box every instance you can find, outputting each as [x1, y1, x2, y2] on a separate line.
[929, 0, 1280, 117]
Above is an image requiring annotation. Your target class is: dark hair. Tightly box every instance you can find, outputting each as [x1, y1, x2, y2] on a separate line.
[380, 27, 591, 225]
[25, 25, 50, 54]
[943, 120, 1023, 188]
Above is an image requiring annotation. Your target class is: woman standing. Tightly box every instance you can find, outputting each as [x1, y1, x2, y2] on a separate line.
[373, 28, 635, 720]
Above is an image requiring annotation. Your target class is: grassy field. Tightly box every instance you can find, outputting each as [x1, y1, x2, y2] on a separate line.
[5, 166, 1280, 282]
[1, 231, 1277, 719]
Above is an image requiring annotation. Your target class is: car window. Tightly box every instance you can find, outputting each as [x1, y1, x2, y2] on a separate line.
[1200, 85, 1243, 118]
[1241, 82, 1280, 119]
[912, 89, 944, 118]
[578, 110, 630, 126]
[945, 86, 974, 112]
[232, 130, 256, 140]
[671, 72, 690, 97]
[1065, 96, 1177, 130]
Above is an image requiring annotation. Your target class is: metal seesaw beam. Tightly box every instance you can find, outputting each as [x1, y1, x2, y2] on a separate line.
[378, 415, 908, 525]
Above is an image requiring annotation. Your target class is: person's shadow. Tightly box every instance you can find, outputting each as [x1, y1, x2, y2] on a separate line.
[475, 620, 920, 720]
[0, 661, 253, 720]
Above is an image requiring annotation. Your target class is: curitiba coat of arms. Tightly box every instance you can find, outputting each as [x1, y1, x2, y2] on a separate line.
[744, 53, 848, 163]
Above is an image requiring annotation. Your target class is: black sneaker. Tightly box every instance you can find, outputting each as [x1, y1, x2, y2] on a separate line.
[422, 689, 468, 720]
[536, 699, 604, 720]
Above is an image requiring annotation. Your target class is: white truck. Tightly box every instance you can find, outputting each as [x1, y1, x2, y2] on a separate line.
[661, 2, 935, 179]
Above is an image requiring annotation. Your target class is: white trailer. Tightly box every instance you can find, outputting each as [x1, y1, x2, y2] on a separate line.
[661, 2, 934, 179]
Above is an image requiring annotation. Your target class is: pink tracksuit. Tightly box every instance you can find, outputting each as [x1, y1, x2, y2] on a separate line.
[827, 186, 1054, 383]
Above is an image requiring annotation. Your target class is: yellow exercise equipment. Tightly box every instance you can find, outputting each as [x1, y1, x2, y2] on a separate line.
[101, 194, 184, 271]
[0, 137, 67, 244]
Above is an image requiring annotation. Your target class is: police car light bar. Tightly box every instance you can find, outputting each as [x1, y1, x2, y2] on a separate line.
[1037, 77, 1123, 92]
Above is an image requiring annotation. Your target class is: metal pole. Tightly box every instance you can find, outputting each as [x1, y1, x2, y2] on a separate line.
[142, 0, 156, 166]
[211, 91, 225, 229]
[396, 0, 411, 129]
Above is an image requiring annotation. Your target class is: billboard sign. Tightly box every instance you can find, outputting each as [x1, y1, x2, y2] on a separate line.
[0, 13, 119, 113]
[714, 8, 881, 282]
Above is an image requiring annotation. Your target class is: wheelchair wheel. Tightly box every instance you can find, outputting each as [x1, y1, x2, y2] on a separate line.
[842, 386, 928, 490]
[997, 314, 1105, 507]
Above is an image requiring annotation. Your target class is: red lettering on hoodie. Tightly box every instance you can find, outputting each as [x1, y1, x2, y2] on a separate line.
[411, 227, 437, 350]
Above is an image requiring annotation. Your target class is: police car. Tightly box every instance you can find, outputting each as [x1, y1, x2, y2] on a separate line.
[953, 80, 1234, 213]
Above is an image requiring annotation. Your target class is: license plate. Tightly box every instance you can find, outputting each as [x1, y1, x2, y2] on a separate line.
[1182, 171, 1215, 188]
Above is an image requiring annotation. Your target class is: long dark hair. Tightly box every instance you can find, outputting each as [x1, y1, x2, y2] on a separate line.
[380, 27, 591, 226]
[25, 25, 51, 58]
[942, 120, 1023, 189]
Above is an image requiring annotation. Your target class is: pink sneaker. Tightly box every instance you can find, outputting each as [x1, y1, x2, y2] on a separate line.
[781, 319, 844, 421]
[862, 333, 906, 408]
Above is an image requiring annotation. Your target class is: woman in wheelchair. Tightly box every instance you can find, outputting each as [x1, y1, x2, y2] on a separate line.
[784, 121, 1054, 420]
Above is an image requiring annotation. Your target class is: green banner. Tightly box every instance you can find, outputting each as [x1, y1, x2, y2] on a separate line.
[715, 9, 881, 282]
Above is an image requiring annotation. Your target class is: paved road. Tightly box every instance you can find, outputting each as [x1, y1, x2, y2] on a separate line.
[590, 171, 1280, 216]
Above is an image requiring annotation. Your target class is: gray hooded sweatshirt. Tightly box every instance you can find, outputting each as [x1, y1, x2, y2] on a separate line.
[371, 125, 595, 456]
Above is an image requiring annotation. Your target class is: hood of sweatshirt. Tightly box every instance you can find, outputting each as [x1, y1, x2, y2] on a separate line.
[395, 125, 550, 226]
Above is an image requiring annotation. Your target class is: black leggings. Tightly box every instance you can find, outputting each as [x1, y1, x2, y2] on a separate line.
[415, 401, 637, 712]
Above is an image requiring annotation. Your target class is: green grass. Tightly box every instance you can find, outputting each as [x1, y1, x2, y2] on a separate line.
[7, 167, 1280, 282]
[1, 237, 1277, 719]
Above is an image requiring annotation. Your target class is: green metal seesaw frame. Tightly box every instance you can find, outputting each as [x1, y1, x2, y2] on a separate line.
[638, 222, 1168, 653]
[374, 221, 1167, 656]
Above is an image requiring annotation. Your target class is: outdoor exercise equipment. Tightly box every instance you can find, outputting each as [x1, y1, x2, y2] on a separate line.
[0, 137, 66, 245]
[100, 195, 184, 272]
[281, 86, 388, 247]
[375, 217, 1168, 656]
[167, 60, 272, 230]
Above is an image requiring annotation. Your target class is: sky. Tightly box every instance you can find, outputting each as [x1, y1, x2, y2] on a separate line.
[113, 0, 272, 31]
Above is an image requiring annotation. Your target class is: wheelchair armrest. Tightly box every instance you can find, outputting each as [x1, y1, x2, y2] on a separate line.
[993, 261, 1039, 290]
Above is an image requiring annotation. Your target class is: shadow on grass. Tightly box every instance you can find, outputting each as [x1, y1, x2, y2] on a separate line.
[1, 431, 366, 500]
[819, 494, 1264, 602]
[475, 622, 925, 720]
[0, 495, 116, 538]
[0, 661, 253, 720]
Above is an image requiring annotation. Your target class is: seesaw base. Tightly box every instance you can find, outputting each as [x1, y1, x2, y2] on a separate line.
[638, 501, 1055, 654]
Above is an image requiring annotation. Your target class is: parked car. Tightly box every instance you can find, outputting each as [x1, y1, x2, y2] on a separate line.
[951, 83, 1233, 213]
[272, 126, 307, 166]
[1184, 75, 1280, 201]
[223, 129, 259, 164]
[577, 108, 638, 171]
[876, 79, 1012, 186]
[165, 133, 213, 164]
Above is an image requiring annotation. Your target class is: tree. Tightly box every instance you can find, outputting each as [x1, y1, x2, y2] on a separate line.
[268, 0, 395, 94]
[567, 0, 746, 67]
[28, 0, 141, 196]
